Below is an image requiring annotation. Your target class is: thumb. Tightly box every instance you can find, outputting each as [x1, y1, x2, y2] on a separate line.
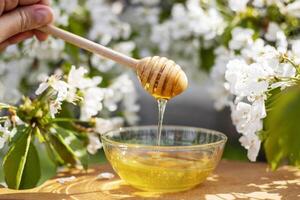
[0, 5, 53, 43]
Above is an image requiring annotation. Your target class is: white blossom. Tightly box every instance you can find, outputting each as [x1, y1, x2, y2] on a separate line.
[87, 0, 131, 45]
[291, 40, 300, 64]
[56, 176, 76, 184]
[114, 42, 136, 55]
[68, 66, 102, 90]
[91, 55, 115, 72]
[23, 37, 65, 61]
[265, 22, 281, 42]
[274, 63, 296, 78]
[35, 75, 69, 102]
[231, 99, 266, 136]
[87, 133, 102, 154]
[266, 0, 286, 7]
[80, 87, 105, 120]
[253, 0, 265, 7]
[169, 4, 191, 40]
[239, 133, 261, 162]
[292, 40, 300, 56]
[151, 23, 172, 52]
[97, 172, 115, 180]
[35, 73, 77, 117]
[95, 117, 123, 134]
[150, 0, 225, 52]
[0, 58, 32, 104]
[49, 101, 62, 118]
[241, 39, 266, 61]
[130, 0, 160, 6]
[51, 0, 78, 26]
[209, 47, 234, 110]
[276, 32, 288, 53]
[103, 89, 118, 112]
[109, 74, 140, 125]
[123, 5, 160, 27]
[254, 45, 280, 67]
[225, 59, 271, 98]
[87, 117, 123, 154]
[187, 0, 225, 39]
[209, 82, 231, 110]
[270, 63, 296, 90]
[52, 7, 69, 26]
[281, 0, 300, 18]
[57, 0, 78, 15]
[2, 45, 20, 59]
[0, 120, 16, 149]
[92, 42, 135, 72]
[229, 0, 249, 12]
[230, 97, 266, 161]
[65, 66, 139, 124]
[265, 22, 288, 53]
[229, 27, 254, 50]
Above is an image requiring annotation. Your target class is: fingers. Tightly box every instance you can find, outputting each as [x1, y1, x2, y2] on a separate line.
[0, 4, 53, 43]
[18, 0, 49, 6]
[0, 0, 52, 50]
[3, 0, 19, 12]
[0, 0, 48, 15]
[0, 1, 5, 16]
[0, 31, 34, 51]
[19, 0, 46, 6]
[0, 29, 48, 52]
[40, 0, 50, 5]
[33, 29, 48, 41]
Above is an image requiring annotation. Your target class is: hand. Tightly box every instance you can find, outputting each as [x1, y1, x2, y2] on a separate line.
[0, 0, 53, 51]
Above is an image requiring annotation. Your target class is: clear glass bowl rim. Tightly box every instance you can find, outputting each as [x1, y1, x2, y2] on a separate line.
[101, 125, 227, 150]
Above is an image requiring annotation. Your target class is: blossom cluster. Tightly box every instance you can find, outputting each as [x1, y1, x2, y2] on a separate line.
[0, 66, 137, 155]
[208, 1, 300, 161]
[0, 0, 140, 154]
[38, 66, 140, 154]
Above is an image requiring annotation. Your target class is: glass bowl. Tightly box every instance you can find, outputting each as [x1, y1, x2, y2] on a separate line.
[101, 126, 227, 193]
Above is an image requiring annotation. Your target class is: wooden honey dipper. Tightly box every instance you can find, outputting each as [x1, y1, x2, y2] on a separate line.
[38, 25, 188, 99]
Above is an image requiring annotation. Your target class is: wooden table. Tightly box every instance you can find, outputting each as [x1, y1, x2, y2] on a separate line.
[0, 160, 299, 200]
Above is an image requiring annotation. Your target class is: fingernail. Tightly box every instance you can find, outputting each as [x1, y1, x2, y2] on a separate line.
[34, 8, 50, 24]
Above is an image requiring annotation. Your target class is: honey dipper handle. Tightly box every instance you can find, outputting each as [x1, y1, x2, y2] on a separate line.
[38, 25, 139, 68]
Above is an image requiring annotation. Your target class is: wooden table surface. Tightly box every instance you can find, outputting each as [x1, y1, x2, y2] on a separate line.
[0, 160, 299, 200]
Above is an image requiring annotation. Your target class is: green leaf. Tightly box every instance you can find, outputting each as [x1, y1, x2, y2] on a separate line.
[48, 133, 77, 166]
[266, 5, 285, 23]
[34, 127, 45, 143]
[49, 126, 88, 169]
[265, 88, 281, 110]
[10, 125, 28, 144]
[264, 85, 300, 170]
[3, 128, 41, 189]
[43, 138, 65, 166]
[199, 45, 215, 72]
[19, 142, 40, 189]
[55, 126, 88, 169]
[36, 143, 57, 185]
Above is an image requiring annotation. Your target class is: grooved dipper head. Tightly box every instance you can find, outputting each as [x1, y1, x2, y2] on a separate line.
[136, 56, 188, 99]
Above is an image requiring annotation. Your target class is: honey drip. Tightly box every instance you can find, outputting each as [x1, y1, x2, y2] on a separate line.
[157, 99, 167, 145]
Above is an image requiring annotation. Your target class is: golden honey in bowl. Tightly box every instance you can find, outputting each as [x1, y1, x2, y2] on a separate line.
[102, 126, 226, 193]
[106, 149, 215, 192]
